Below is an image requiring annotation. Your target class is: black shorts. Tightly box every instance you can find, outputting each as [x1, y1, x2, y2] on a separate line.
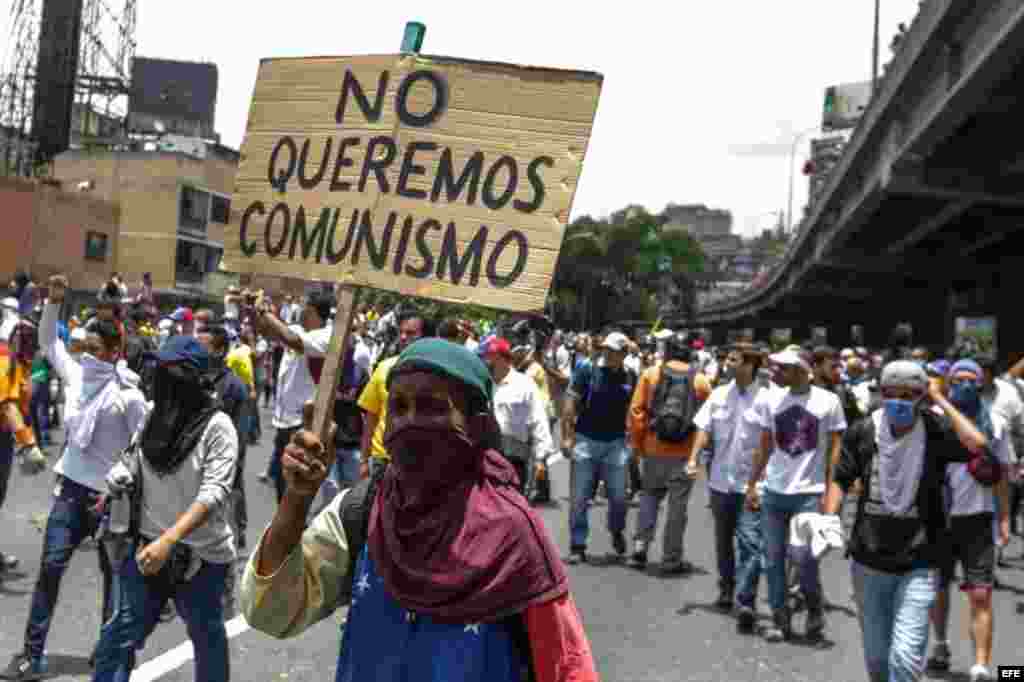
[939, 513, 995, 589]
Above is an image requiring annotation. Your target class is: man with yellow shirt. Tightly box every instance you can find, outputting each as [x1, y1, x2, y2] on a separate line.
[357, 311, 433, 477]
[226, 341, 255, 393]
[626, 331, 711, 575]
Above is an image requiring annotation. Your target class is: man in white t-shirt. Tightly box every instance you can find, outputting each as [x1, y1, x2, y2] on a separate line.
[744, 348, 846, 643]
[690, 344, 766, 631]
[254, 292, 333, 503]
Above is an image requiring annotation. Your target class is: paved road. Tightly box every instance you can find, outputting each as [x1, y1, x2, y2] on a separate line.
[2, 408, 1023, 681]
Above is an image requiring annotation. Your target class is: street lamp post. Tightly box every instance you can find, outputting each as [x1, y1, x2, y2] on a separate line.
[871, 0, 881, 98]
[786, 126, 822, 233]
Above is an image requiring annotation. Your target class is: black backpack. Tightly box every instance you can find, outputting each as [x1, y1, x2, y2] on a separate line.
[648, 364, 699, 443]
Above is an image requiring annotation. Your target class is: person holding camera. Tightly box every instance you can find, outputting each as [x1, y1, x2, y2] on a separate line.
[92, 336, 238, 682]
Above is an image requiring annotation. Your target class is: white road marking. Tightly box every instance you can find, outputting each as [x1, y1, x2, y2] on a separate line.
[130, 615, 250, 681]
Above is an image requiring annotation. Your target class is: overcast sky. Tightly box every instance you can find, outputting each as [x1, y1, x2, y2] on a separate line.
[2, 0, 920, 237]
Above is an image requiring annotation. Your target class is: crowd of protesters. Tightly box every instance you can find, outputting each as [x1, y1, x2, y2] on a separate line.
[0, 268, 1020, 682]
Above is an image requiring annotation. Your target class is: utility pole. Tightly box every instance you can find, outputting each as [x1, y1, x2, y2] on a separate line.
[871, 0, 881, 98]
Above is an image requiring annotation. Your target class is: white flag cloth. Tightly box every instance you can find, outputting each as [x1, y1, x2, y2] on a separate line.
[789, 512, 844, 560]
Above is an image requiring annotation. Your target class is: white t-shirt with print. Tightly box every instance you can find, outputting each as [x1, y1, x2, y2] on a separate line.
[272, 325, 331, 429]
[746, 385, 847, 495]
[945, 413, 1012, 517]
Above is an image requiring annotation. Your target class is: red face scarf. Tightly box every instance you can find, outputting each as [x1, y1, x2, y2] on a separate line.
[368, 423, 569, 624]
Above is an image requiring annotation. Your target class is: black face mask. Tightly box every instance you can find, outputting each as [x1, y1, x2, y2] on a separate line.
[141, 364, 217, 475]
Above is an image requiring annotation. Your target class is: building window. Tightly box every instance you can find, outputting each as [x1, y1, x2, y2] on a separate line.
[210, 195, 230, 224]
[84, 231, 108, 261]
[175, 238, 224, 287]
[179, 185, 210, 234]
[176, 239, 210, 285]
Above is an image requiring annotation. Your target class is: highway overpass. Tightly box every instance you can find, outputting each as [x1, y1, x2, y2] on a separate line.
[693, 0, 1024, 358]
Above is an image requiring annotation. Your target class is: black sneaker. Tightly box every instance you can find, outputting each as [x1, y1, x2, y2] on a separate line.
[628, 540, 648, 570]
[0, 553, 18, 572]
[659, 560, 695, 576]
[0, 652, 45, 681]
[566, 547, 587, 566]
[715, 584, 735, 610]
[736, 606, 756, 634]
[611, 532, 627, 557]
[926, 642, 951, 671]
[805, 606, 826, 641]
[762, 610, 791, 643]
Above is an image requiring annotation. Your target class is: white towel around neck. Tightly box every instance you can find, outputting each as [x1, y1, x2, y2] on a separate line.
[873, 408, 926, 514]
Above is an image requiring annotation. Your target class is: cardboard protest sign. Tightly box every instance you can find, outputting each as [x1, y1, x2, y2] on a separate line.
[226, 54, 603, 312]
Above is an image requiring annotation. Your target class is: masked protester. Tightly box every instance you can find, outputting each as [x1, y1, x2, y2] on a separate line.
[823, 361, 992, 682]
[242, 339, 598, 682]
[3, 275, 149, 682]
[92, 336, 239, 682]
[925, 360, 1011, 682]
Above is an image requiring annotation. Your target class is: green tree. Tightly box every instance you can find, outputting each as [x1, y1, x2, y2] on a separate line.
[549, 206, 705, 330]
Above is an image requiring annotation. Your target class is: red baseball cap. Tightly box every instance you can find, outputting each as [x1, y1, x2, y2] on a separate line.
[484, 337, 512, 357]
[171, 307, 194, 323]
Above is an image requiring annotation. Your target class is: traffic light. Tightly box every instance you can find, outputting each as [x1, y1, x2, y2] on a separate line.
[823, 86, 837, 115]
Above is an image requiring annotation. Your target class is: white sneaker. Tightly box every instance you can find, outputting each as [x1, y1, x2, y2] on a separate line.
[970, 663, 995, 682]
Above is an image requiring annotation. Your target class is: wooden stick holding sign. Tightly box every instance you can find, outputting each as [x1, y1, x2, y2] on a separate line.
[310, 286, 362, 444]
[224, 25, 602, 458]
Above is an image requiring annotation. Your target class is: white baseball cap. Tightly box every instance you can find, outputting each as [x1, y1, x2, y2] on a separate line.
[769, 349, 812, 372]
[601, 332, 630, 352]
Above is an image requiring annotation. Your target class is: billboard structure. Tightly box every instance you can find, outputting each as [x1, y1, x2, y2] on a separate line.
[128, 58, 218, 140]
[822, 80, 872, 132]
[0, 0, 136, 171]
[31, 0, 85, 162]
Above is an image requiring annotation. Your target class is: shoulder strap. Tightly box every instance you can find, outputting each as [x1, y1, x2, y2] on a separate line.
[584, 364, 600, 412]
[847, 416, 876, 558]
[339, 469, 382, 603]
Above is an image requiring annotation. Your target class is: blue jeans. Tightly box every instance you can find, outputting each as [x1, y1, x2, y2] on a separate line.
[0, 430, 13, 513]
[25, 476, 112, 660]
[269, 426, 300, 503]
[710, 490, 763, 608]
[761, 491, 823, 613]
[570, 435, 628, 549]
[317, 447, 361, 512]
[851, 562, 937, 682]
[92, 547, 230, 682]
[30, 380, 50, 445]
